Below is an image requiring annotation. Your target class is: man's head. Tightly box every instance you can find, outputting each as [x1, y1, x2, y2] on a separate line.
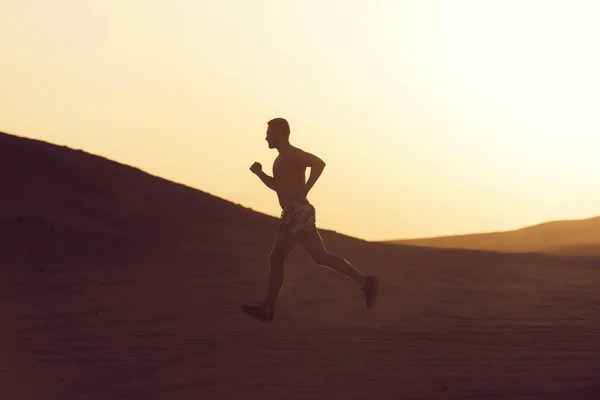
[265, 117, 290, 149]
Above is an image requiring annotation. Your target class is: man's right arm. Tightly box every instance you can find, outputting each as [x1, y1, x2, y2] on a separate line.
[256, 171, 278, 191]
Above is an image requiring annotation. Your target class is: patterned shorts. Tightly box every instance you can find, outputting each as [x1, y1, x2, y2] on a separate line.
[279, 201, 317, 235]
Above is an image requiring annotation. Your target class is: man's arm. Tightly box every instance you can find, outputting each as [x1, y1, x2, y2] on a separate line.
[295, 149, 326, 196]
[256, 170, 278, 191]
[250, 162, 278, 191]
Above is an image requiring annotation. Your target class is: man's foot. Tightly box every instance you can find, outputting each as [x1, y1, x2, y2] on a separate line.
[241, 304, 274, 323]
[362, 276, 379, 309]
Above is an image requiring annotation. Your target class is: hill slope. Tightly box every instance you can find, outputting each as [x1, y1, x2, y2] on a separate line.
[387, 217, 600, 255]
[2, 131, 600, 400]
[0, 130, 281, 266]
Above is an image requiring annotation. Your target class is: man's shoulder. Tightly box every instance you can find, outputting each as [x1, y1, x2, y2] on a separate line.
[289, 146, 308, 156]
[280, 146, 303, 157]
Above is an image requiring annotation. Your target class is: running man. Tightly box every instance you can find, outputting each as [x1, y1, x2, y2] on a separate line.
[241, 117, 379, 322]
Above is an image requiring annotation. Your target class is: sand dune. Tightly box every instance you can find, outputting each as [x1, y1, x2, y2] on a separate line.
[2, 131, 600, 399]
[387, 217, 600, 256]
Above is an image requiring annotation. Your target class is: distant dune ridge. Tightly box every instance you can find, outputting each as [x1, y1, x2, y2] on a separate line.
[2, 130, 600, 400]
[386, 216, 600, 256]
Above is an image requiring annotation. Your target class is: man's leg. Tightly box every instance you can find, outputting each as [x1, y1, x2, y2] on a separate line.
[298, 228, 379, 308]
[241, 229, 297, 322]
[298, 228, 366, 286]
[263, 229, 297, 311]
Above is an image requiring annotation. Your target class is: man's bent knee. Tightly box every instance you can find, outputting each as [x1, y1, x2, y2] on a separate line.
[310, 251, 338, 266]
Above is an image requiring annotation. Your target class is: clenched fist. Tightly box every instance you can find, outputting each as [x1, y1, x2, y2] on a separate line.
[249, 162, 263, 175]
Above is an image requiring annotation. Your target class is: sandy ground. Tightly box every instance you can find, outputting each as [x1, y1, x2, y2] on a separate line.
[2, 132, 600, 399]
[3, 235, 600, 400]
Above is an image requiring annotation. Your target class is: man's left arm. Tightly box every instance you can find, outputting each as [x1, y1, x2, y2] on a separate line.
[296, 149, 326, 197]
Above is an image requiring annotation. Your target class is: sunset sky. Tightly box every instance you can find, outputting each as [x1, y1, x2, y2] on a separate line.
[1, 0, 599, 241]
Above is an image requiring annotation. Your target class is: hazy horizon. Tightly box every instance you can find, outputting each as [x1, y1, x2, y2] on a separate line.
[2, 0, 599, 241]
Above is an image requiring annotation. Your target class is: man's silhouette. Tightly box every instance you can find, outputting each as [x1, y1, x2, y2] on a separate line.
[241, 118, 379, 322]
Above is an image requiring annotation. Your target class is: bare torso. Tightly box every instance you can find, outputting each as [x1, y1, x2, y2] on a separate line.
[273, 147, 308, 209]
